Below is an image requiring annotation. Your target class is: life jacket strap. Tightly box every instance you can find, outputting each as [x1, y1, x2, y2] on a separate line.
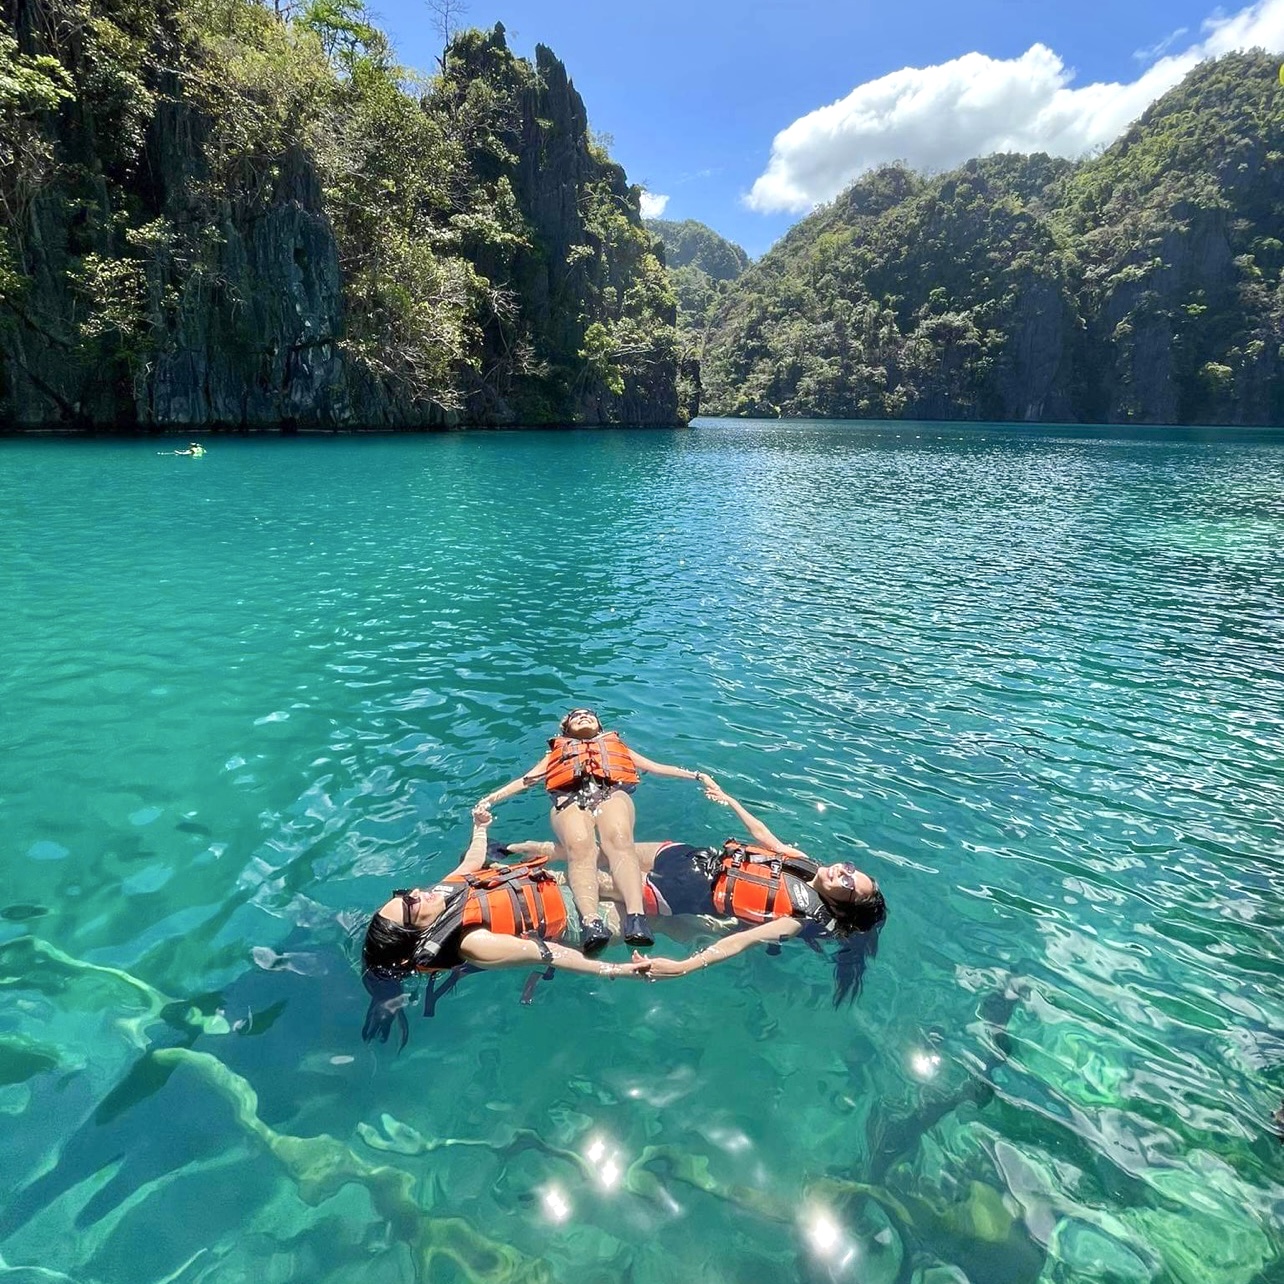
[421, 965, 479, 1016]
[520, 962, 556, 1005]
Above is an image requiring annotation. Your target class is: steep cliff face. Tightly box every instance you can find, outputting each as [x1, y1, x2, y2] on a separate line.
[702, 53, 1284, 426]
[3, 0, 369, 426]
[128, 126, 358, 427]
[1066, 63, 1284, 427]
[0, 3, 680, 428]
[458, 36, 677, 425]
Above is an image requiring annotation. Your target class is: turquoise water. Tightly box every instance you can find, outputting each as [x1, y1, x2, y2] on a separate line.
[1, 419, 1283, 1284]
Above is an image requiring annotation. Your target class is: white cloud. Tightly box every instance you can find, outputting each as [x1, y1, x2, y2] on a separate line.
[747, 0, 1284, 214]
[1134, 28, 1189, 63]
[639, 190, 670, 218]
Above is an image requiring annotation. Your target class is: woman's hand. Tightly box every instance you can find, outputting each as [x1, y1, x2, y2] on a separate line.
[639, 952, 689, 979]
[471, 804, 493, 826]
[604, 956, 653, 979]
[703, 781, 732, 805]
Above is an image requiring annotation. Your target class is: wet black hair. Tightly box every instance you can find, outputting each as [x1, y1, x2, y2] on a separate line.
[361, 968, 411, 1048]
[830, 919, 884, 1008]
[359, 913, 420, 1046]
[825, 883, 887, 1008]
[825, 882, 887, 938]
[362, 911, 421, 975]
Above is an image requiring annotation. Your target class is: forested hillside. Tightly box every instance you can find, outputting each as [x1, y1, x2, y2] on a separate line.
[645, 216, 749, 421]
[701, 52, 1284, 425]
[0, 1, 680, 427]
[645, 218, 748, 281]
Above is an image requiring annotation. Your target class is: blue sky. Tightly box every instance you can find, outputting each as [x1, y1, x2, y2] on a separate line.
[370, 0, 1284, 256]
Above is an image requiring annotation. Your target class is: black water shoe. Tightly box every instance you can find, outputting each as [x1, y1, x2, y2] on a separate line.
[622, 913, 654, 947]
[581, 918, 611, 956]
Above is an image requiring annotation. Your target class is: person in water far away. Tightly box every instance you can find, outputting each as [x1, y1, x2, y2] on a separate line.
[505, 782, 887, 1006]
[361, 805, 652, 1046]
[475, 708, 715, 955]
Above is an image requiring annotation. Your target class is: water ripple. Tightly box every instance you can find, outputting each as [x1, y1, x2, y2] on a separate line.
[1, 425, 1283, 1282]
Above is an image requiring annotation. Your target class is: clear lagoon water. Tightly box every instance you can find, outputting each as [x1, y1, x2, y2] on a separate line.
[1, 419, 1282, 1284]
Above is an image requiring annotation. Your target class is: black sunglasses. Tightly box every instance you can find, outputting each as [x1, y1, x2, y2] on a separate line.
[392, 888, 421, 927]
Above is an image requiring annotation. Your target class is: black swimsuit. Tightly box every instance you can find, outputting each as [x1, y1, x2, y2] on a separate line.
[643, 843, 833, 942]
[643, 842, 722, 916]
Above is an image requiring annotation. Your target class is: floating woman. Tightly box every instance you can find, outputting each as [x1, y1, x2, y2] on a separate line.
[360, 805, 652, 1047]
[506, 783, 887, 1005]
[475, 708, 714, 954]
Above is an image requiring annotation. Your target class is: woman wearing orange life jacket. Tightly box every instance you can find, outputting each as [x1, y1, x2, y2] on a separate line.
[476, 708, 714, 956]
[504, 783, 887, 1007]
[360, 805, 651, 1047]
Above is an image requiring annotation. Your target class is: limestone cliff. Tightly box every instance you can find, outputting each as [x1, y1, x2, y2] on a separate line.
[0, 2, 680, 428]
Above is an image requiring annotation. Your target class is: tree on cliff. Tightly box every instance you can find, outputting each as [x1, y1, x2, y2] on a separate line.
[426, 0, 468, 71]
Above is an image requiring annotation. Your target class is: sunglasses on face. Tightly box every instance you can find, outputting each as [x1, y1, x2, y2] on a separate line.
[392, 888, 421, 927]
[834, 869, 857, 894]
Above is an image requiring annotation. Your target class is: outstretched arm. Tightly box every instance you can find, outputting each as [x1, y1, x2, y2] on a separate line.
[644, 918, 803, 978]
[477, 757, 548, 809]
[703, 783, 801, 856]
[459, 930, 651, 979]
[628, 749, 712, 784]
[443, 805, 495, 878]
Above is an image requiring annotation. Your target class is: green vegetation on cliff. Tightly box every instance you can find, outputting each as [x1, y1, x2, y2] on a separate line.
[647, 218, 749, 282]
[646, 216, 749, 421]
[0, 0, 679, 426]
[702, 52, 1284, 425]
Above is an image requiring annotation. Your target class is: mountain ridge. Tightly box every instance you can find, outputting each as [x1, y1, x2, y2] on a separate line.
[699, 51, 1284, 426]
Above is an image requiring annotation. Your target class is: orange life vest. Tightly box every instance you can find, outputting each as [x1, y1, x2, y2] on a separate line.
[710, 840, 829, 927]
[542, 731, 640, 793]
[413, 857, 568, 973]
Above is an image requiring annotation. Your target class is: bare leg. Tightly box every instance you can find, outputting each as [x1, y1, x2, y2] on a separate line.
[598, 842, 665, 902]
[633, 841, 664, 875]
[549, 805, 605, 923]
[503, 840, 559, 860]
[509, 838, 662, 873]
[594, 792, 644, 915]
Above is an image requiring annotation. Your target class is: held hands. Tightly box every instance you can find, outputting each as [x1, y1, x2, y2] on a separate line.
[471, 804, 493, 826]
[703, 781, 732, 805]
[635, 949, 687, 979]
[605, 956, 653, 979]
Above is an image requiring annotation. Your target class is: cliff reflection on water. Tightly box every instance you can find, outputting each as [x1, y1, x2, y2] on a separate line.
[1, 422, 1282, 1283]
